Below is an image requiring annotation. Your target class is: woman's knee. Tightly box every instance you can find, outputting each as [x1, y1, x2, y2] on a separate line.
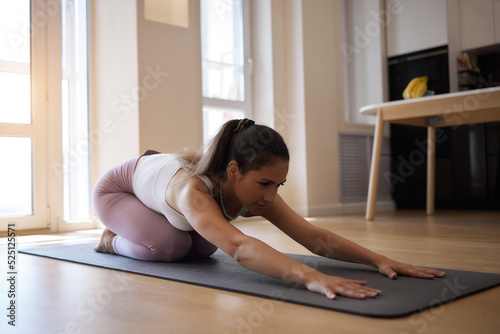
[186, 231, 218, 258]
[188, 244, 218, 258]
[149, 232, 192, 262]
[149, 231, 217, 261]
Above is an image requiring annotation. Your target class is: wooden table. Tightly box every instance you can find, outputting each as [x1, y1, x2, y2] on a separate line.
[361, 87, 500, 220]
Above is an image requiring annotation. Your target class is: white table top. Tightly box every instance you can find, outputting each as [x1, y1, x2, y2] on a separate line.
[360, 86, 500, 116]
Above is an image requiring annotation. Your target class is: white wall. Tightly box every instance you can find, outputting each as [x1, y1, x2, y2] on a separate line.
[89, 0, 140, 183]
[385, 0, 448, 57]
[301, 0, 342, 214]
[90, 0, 381, 217]
[250, 0, 309, 214]
[267, 0, 378, 215]
[275, 0, 309, 215]
[137, 0, 203, 154]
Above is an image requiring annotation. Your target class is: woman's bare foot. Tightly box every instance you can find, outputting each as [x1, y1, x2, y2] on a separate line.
[94, 228, 117, 254]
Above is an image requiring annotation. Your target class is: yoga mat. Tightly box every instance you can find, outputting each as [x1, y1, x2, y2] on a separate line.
[20, 243, 500, 318]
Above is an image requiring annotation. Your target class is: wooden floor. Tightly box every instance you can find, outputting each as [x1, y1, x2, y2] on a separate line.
[1, 210, 500, 333]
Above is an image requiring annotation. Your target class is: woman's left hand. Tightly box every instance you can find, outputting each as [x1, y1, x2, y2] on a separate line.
[377, 258, 446, 279]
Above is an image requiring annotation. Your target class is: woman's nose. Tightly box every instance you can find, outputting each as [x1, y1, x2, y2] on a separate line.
[263, 188, 278, 204]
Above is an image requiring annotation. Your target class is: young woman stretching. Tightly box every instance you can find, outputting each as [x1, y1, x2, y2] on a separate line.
[93, 119, 444, 300]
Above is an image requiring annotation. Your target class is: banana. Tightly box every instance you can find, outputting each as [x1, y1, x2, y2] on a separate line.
[412, 76, 428, 98]
[402, 76, 428, 99]
[402, 77, 420, 99]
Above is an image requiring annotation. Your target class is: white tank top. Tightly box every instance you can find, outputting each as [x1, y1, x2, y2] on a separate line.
[132, 153, 214, 231]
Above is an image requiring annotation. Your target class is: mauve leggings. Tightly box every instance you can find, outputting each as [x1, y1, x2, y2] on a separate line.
[92, 154, 217, 261]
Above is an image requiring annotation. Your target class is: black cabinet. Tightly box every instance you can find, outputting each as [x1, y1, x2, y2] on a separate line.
[390, 122, 500, 210]
[388, 46, 500, 210]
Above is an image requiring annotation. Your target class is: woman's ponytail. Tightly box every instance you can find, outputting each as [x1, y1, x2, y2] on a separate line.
[179, 118, 289, 177]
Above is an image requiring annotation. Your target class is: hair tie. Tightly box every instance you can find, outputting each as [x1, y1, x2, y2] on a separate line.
[233, 118, 255, 133]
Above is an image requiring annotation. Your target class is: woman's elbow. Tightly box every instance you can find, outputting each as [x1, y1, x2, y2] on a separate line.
[228, 236, 254, 264]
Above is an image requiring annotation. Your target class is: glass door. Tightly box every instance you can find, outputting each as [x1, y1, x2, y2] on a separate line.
[0, 0, 48, 230]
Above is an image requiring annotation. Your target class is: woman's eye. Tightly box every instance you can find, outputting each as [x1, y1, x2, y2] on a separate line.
[259, 182, 270, 186]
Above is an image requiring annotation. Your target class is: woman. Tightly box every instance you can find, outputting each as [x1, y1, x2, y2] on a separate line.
[93, 118, 444, 300]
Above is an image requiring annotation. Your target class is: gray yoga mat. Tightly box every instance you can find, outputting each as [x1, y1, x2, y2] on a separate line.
[20, 243, 500, 318]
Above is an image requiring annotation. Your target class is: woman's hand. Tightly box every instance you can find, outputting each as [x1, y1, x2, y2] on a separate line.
[305, 273, 382, 300]
[377, 258, 445, 279]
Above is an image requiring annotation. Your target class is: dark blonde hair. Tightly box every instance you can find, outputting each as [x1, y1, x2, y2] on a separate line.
[179, 119, 289, 177]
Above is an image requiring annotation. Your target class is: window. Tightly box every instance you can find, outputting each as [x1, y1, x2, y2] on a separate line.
[0, 0, 47, 228]
[0, 0, 91, 231]
[200, 0, 252, 144]
[62, 0, 90, 222]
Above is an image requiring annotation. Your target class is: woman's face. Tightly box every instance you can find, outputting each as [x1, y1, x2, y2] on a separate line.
[233, 159, 289, 215]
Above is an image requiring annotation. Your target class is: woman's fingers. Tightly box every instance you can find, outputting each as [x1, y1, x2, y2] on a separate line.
[335, 284, 381, 299]
[378, 265, 398, 279]
[311, 276, 381, 300]
[409, 267, 446, 279]
[379, 260, 446, 279]
[314, 262, 446, 300]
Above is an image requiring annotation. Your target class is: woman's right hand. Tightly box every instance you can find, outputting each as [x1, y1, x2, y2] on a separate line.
[305, 272, 382, 300]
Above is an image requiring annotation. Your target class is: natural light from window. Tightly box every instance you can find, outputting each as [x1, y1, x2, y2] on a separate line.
[200, 0, 249, 145]
[0, 137, 32, 217]
[0, 0, 32, 218]
[62, 0, 90, 222]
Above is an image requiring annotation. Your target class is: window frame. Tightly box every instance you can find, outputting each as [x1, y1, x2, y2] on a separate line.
[0, 0, 95, 232]
[201, 0, 253, 138]
[61, 0, 91, 223]
[52, 0, 94, 232]
[0, 0, 49, 230]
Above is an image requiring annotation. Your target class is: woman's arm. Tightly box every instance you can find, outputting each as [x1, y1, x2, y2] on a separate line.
[263, 195, 445, 280]
[176, 181, 381, 300]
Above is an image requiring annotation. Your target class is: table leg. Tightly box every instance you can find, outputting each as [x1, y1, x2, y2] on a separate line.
[427, 126, 436, 215]
[366, 110, 384, 221]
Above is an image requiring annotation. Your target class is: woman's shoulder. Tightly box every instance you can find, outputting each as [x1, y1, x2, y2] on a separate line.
[170, 170, 214, 196]
[166, 171, 217, 215]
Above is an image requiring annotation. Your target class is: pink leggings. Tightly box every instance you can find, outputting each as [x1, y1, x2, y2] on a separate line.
[92, 154, 217, 262]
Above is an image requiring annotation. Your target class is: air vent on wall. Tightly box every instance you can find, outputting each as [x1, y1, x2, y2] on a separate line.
[339, 133, 392, 203]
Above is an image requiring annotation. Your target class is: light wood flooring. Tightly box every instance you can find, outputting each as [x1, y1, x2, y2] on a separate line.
[1, 210, 500, 333]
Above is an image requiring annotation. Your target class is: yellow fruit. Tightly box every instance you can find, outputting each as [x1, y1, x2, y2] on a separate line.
[403, 77, 420, 99]
[402, 76, 428, 99]
[413, 76, 428, 98]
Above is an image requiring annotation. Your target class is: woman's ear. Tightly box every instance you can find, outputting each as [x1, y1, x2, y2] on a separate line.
[227, 160, 240, 181]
